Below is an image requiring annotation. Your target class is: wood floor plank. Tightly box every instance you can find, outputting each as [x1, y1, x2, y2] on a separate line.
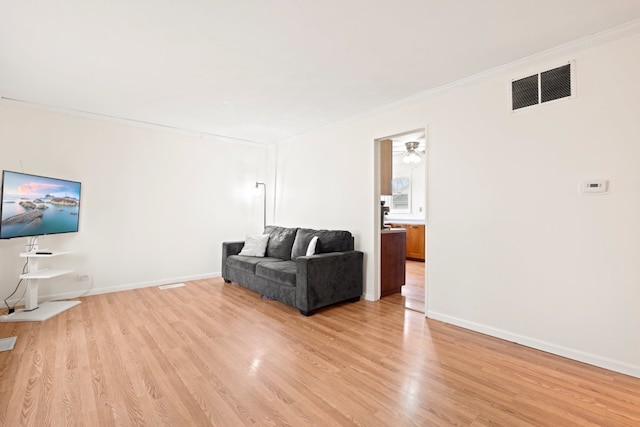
[1, 277, 639, 426]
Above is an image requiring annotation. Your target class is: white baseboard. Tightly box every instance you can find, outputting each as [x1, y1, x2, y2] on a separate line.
[427, 310, 640, 379]
[6, 272, 221, 306]
[62, 272, 221, 299]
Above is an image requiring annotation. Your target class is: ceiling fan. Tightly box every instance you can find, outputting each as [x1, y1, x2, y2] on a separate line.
[393, 141, 425, 164]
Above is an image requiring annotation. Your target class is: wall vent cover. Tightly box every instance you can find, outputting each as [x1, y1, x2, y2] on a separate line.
[512, 63, 572, 111]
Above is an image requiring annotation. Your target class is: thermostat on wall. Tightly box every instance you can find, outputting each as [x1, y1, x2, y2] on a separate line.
[580, 179, 609, 194]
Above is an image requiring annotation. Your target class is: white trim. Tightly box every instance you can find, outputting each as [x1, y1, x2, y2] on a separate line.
[426, 310, 640, 379]
[59, 272, 220, 298]
[380, 19, 639, 114]
[423, 126, 430, 314]
[374, 127, 428, 302]
[363, 291, 376, 301]
[277, 18, 640, 144]
[4, 272, 220, 306]
[0, 96, 268, 148]
[3, 19, 639, 147]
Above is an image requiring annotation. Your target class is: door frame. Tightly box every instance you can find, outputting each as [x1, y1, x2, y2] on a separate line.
[373, 127, 428, 312]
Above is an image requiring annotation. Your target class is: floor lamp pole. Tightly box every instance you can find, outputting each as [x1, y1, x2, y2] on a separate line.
[255, 182, 266, 230]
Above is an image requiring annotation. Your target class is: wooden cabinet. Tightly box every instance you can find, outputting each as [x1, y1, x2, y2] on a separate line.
[381, 230, 406, 296]
[405, 224, 425, 261]
[386, 223, 425, 261]
[380, 139, 392, 196]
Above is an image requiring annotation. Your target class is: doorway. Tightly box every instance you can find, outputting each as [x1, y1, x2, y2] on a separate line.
[376, 129, 427, 313]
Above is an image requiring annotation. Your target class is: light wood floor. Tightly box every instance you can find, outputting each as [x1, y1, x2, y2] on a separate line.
[384, 260, 426, 313]
[1, 278, 639, 426]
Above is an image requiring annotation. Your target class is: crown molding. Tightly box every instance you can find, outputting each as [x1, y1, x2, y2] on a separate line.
[3, 18, 640, 147]
[377, 18, 640, 111]
[0, 96, 269, 149]
[276, 18, 640, 144]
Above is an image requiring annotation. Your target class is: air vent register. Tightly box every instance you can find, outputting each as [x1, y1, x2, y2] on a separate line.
[512, 63, 572, 111]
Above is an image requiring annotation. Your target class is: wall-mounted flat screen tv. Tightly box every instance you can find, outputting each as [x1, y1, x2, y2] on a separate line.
[0, 170, 82, 239]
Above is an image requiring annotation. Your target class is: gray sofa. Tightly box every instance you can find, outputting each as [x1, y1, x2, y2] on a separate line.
[222, 225, 364, 316]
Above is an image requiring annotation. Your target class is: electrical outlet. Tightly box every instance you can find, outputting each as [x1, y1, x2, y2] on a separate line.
[77, 274, 90, 281]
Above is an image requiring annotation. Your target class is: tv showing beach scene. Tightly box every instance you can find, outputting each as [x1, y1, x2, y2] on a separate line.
[0, 170, 82, 239]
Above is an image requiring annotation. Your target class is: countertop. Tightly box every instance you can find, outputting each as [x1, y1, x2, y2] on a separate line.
[384, 218, 425, 225]
[381, 228, 407, 234]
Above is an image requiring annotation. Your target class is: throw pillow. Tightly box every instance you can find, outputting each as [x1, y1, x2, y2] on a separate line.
[306, 236, 318, 256]
[238, 234, 269, 257]
[290, 228, 317, 259]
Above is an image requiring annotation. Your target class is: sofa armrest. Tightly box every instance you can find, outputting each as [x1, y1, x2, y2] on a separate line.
[295, 251, 364, 313]
[222, 241, 245, 279]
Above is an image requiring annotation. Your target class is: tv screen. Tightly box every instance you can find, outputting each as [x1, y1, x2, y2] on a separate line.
[0, 170, 81, 239]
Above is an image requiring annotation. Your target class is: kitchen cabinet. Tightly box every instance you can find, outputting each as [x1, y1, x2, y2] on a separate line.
[386, 223, 425, 261]
[405, 224, 425, 261]
[380, 139, 392, 196]
[380, 229, 405, 296]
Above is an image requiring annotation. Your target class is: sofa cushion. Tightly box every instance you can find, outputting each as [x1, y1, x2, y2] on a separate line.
[238, 234, 269, 257]
[314, 230, 354, 253]
[291, 228, 318, 259]
[256, 260, 297, 287]
[226, 255, 284, 274]
[264, 226, 297, 260]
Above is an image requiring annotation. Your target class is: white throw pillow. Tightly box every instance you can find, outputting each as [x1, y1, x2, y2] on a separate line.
[238, 234, 270, 257]
[306, 236, 319, 256]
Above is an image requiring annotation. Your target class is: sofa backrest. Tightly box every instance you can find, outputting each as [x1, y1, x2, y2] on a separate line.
[264, 226, 356, 260]
[289, 227, 354, 259]
[313, 230, 354, 253]
[264, 225, 298, 260]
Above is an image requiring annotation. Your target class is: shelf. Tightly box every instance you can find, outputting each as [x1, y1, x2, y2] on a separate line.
[20, 251, 71, 258]
[3, 248, 77, 320]
[20, 269, 73, 280]
[0, 301, 81, 322]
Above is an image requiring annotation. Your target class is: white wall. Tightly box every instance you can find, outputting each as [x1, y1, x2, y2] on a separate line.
[273, 33, 640, 377]
[0, 104, 268, 301]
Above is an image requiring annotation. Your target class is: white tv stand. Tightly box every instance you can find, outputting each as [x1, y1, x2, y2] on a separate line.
[0, 250, 80, 322]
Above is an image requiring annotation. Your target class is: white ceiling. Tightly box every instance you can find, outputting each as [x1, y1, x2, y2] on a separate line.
[2, 1, 640, 144]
